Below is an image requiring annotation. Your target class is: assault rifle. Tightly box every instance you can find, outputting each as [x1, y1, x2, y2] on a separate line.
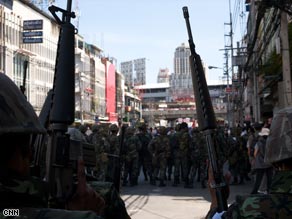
[182, 7, 228, 213]
[114, 124, 127, 193]
[45, 0, 77, 207]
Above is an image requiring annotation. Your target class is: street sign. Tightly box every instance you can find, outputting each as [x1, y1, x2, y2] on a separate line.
[225, 87, 232, 93]
[23, 37, 43, 44]
[22, 31, 43, 37]
[22, 20, 43, 44]
[23, 20, 43, 30]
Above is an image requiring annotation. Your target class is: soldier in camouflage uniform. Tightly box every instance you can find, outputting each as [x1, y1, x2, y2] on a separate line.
[93, 124, 111, 181]
[136, 122, 153, 184]
[208, 106, 292, 219]
[189, 128, 208, 188]
[172, 124, 182, 186]
[148, 126, 171, 187]
[178, 122, 192, 188]
[122, 127, 142, 186]
[0, 74, 105, 218]
[87, 124, 99, 144]
[105, 124, 120, 182]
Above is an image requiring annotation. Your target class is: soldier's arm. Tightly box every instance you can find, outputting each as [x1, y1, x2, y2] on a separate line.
[66, 158, 105, 215]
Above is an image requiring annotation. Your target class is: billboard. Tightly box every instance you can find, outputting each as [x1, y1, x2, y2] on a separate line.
[106, 63, 117, 122]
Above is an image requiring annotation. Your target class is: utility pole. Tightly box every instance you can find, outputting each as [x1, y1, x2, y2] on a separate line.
[229, 0, 235, 127]
[223, 0, 234, 127]
[280, 11, 292, 107]
[224, 50, 231, 126]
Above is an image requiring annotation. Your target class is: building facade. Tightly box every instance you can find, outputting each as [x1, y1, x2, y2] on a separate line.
[0, 0, 58, 114]
[120, 57, 146, 86]
[0, 0, 121, 124]
[170, 43, 208, 101]
[157, 68, 169, 83]
[242, 0, 292, 123]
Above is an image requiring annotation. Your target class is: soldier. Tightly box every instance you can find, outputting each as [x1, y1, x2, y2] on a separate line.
[148, 126, 171, 187]
[167, 127, 176, 181]
[87, 124, 100, 144]
[93, 124, 111, 181]
[172, 123, 182, 186]
[79, 124, 90, 143]
[122, 127, 141, 186]
[189, 128, 208, 188]
[0, 74, 105, 218]
[105, 124, 120, 182]
[208, 106, 292, 218]
[178, 122, 192, 188]
[136, 122, 153, 184]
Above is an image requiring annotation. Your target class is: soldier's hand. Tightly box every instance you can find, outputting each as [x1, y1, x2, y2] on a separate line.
[67, 158, 105, 215]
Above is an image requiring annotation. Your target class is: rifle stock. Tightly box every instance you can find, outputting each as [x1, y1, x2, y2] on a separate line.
[182, 6, 228, 213]
[114, 124, 127, 193]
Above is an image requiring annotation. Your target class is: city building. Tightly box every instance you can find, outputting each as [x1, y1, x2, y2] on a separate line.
[0, 0, 120, 124]
[170, 43, 208, 101]
[242, 0, 292, 123]
[120, 58, 146, 86]
[157, 68, 169, 83]
[0, 0, 58, 114]
[135, 82, 227, 127]
[124, 85, 141, 126]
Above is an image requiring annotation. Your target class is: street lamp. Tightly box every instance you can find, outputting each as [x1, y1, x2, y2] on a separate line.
[208, 65, 231, 126]
[208, 66, 222, 70]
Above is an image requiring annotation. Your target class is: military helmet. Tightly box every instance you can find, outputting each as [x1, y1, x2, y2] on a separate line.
[79, 124, 87, 133]
[126, 126, 135, 135]
[91, 124, 99, 132]
[137, 121, 147, 130]
[109, 123, 119, 132]
[265, 107, 292, 164]
[158, 126, 167, 135]
[0, 73, 45, 134]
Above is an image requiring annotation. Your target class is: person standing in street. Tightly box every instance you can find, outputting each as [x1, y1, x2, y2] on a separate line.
[207, 107, 292, 219]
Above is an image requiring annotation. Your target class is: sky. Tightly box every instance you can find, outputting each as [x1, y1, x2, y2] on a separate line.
[55, 0, 248, 84]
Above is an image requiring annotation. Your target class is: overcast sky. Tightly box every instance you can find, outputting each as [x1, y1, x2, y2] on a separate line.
[55, 0, 248, 84]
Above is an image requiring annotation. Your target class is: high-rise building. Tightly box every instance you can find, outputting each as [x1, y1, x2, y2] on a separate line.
[157, 68, 169, 83]
[170, 43, 207, 101]
[170, 43, 194, 101]
[121, 58, 146, 86]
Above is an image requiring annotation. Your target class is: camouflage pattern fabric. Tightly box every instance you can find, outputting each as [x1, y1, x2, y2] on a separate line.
[105, 133, 120, 182]
[0, 174, 102, 219]
[122, 131, 142, 186]
[136, 131, 153, 183]
[148, 134, 170, 181]
[93, 128, 111, 181]
[0, 174, 47, 208]
[223, 171, 292, 219]
[189, 131, 208, 186]
[89, 181, 131, 219]
[172, 131, 182, 183]
[177, 129, 191, 182]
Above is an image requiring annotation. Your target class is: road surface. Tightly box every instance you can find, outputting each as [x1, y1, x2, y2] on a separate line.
[121, 178, 253, 219]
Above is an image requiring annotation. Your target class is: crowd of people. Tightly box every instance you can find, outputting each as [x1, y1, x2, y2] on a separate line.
[70, 118, 275, 196]
[1, 72, 291, 218]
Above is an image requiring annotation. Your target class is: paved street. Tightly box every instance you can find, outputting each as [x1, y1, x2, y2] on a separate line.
[121, 178, 253, 219]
